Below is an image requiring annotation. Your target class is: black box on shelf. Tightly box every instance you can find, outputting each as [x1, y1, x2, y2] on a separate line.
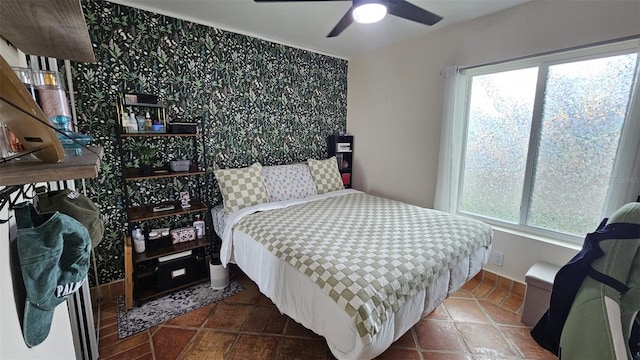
[168, 122, 198, 134]
[156, 252, 198, 291]
[124, 93, 159, 105]
[146, 235, 172, 252]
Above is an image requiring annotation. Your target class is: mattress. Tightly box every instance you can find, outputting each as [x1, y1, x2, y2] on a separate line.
[214, 189, 492, 359]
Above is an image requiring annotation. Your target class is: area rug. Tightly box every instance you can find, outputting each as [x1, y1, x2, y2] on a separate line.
[117, 279, 244, 338]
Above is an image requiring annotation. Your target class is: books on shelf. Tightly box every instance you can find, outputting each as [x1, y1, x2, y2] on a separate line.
[336, 142, 351, 152]
[335, 153, 350, 170]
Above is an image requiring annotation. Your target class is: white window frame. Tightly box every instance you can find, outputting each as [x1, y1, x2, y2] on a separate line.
[455, 39, 640, 244]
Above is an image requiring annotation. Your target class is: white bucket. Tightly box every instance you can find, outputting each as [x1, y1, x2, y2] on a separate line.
[209, 262, 229, 290]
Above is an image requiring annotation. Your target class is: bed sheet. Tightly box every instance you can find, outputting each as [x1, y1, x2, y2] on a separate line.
[232, 227, 490, 359]
[213, 190, 492, 359]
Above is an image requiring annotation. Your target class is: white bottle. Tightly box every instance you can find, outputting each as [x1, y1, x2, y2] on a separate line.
[193, 214, 205, 239]
[132, 226, 145, 253]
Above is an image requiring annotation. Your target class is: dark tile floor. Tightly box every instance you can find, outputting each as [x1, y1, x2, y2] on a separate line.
[93, 268, 556, 359]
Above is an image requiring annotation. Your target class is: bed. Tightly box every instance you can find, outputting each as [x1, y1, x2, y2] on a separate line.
[212, 160, 493, 360]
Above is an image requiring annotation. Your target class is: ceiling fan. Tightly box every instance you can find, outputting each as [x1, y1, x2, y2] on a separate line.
[254, 0, 443, 38]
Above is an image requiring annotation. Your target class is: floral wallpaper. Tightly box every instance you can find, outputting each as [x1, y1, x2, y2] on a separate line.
[72, 0, 347, 285]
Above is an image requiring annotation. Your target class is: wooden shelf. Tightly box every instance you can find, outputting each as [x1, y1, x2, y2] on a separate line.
[0, 146, 103, 186]
[0, 0, 95, 63]
[123, 101, 165, 108]
[120, 133, 202, 138]
[134, 236, 210, 263]
[124, 167, 205, 181]
[128, 198, 207, 222]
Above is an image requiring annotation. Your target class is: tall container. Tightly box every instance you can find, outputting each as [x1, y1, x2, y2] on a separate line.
[33, 70, 72, 130]
[1, 67, 37, 154]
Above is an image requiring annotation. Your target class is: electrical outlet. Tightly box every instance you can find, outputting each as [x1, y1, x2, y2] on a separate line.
[491, 251, 504, 267]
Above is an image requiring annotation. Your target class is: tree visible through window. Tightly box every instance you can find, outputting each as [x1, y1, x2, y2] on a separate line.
[460, 49, 638, 237]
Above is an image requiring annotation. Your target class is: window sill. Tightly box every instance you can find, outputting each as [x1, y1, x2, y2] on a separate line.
[490, 224, 582, 252]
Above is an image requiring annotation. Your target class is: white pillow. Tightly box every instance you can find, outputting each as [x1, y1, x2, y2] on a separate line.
[214, 162, 269, 214]
[307, 157, 344, 194]
[261, 164, 318, 202]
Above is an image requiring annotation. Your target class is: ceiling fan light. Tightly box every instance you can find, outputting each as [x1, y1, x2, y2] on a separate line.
[352, 3, 387, 24]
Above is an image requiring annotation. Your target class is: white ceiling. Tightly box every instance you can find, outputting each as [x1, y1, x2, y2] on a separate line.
[110, 0, 529, 59]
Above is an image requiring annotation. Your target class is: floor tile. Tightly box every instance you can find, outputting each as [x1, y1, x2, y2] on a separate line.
[375, 347, 422, 359]
[461, 278, 481, 292]
[471, 282, 495, 298]
[444, 298, 491, 323]
[485, 287, 510, 305]
[285, 319, 321, 339]
[455, 322, 516, 357]
[501, 294, 524, 314]
[180, 330, 237, 360]
[277, 338, 329, 360]
[499, 326, 557, 359]
[424, 304, 450, 320]
[203, 302, 253, 331]
[422, 352, 474, 360]
[478, 300, 525, 326]
[226, 280, 261, 305]
[414, 319, 467, 352]
[164, 303, 216, 328]
[390, 328, 417, 348]
[150, 327, 197, 360]
[99, 332, 150, 359]
[227, 334, 280, 359]
[103, 342, 152, 360]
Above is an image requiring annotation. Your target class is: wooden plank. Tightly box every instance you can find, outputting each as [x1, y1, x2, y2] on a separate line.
[0, 53, 65, 163]
[0, 0, 95, 63]
[0, 146, 103, 186]
[124, 236, 134, 310]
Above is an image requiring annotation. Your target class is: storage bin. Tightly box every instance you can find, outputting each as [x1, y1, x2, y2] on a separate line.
[146, 234, 172, 252]
[169, 160, 191, 172]
[522, 261, 561, 326]
[169, 122, 198, 134]
[156, 252, 198, 291]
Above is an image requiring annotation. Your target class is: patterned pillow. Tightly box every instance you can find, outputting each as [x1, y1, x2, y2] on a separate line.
[214, 162, 269, 214]
[307, 157, 344, 194]
[261, 164, 318, 202]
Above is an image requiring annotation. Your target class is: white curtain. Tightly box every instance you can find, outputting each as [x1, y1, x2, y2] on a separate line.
[433, 66, 467, 213]
[604, 50, 640, 216]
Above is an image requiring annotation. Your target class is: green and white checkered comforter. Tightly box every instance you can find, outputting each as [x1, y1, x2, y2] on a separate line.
[233, 192, 492, 345]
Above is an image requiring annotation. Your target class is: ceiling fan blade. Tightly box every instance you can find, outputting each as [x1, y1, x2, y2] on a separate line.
[327, 7, 354, 38]
[387, 0, 443, 26]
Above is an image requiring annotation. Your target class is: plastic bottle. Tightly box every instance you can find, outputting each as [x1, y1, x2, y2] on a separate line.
[193, 214, 205, 239]
[132, 226, 145, 253]
[144, 111, 152, 131]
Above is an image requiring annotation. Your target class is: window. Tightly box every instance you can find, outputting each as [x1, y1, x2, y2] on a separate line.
[456, 40, 639, 242]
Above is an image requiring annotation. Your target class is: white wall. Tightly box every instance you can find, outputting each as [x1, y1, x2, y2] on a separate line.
[0, 41, 76, 359]
[347, 0, 640, 282]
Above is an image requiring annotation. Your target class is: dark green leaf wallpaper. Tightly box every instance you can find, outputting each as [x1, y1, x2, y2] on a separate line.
[73, 0, 347, 285]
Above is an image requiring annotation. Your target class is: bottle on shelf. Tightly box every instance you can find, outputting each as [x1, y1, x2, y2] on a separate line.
[132, 226, 145, 253]
[33, 70, 72, 129]
[193, 214, 205, 239]
[144, 111, 152, 131]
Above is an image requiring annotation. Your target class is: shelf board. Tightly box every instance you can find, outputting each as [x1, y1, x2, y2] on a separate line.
[120, 133, 202, 138]
[128, 198, 207, 222]
[123, 101, 165, 108]
[0, 0, 95, 63]
[124, 167, 205, 181]
[134, 236, 209, 263]
[0, 146, 103, 186]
